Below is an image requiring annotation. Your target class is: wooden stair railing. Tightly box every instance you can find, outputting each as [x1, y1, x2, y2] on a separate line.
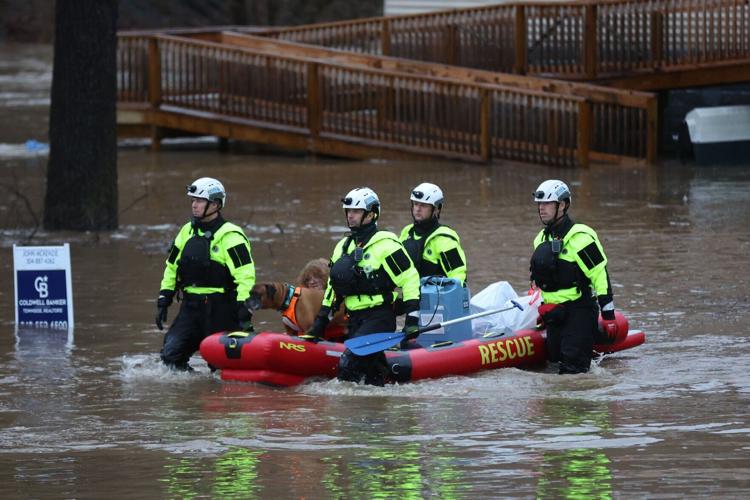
[118, 34, 602, 166]
[190, 31, 656, 163]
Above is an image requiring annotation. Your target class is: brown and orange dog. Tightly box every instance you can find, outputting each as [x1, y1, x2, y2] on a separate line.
[248, 282, 347, 341]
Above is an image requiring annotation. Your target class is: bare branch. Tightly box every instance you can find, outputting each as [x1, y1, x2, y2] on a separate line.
[0, 182, 41, 244]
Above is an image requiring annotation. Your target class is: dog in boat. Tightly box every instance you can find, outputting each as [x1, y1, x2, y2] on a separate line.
[247, 281, 347, 340]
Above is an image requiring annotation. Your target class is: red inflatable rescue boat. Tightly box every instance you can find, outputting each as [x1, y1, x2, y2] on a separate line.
[199, 321, 646, 386]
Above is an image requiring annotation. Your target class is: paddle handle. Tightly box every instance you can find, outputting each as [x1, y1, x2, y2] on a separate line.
[417, 300, 523, 334]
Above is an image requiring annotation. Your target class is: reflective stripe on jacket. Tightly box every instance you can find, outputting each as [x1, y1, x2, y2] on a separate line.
[532, 223, 610, 305]
[399, 223, 467, 284]
[160, 220, 256, 301]
[322, 230, 420, 312]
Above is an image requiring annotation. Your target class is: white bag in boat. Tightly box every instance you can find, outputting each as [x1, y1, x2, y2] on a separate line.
[469, 281, 542, 335]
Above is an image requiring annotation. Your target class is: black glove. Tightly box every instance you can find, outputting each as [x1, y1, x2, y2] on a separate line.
[155, 289, 174, 330]
[237, 300, 254, 332]
[399, 312, 420, 350]
[600, 308, 618, 342]
[400, 299, 421, 349]
[307, 306, 331, 339]
[402, 313, 420, 340]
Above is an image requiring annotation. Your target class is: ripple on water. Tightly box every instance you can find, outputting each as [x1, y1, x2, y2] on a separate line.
[118, 353, 216, 384]
[142, 439, 228, 456]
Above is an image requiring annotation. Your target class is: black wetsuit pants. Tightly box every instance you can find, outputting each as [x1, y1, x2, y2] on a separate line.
[544, 299, 598, 374]
[161, 293, 239, 370]
[337, 305, 396, 386]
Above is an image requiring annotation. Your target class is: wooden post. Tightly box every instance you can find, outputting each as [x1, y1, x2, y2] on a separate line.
[149, 125, 162, 152]
[514, 5, 527, 74]
[577, 100, 591, 167]
[147, 37, 162, 151]
[147, 37, 161, 108]
[445, 24, 458, 65]
[480, 88, 491, 161]
[650, 10, 664, 69]
[307, 62, 321, 144]
[646, 95, 658, 165]
[547, 108, 559, 161]
[381, 18, 391, 57]
[583, 4, 597, 79]
[217, 47, 227, 112]
[377, 75, 395, 138]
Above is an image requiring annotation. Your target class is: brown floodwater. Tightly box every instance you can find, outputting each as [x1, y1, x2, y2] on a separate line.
[1, 44, 749, 499]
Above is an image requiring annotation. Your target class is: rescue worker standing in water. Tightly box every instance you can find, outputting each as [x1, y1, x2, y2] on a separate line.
[155, 177, 256, 371]
[399, 182, 467, 284]
[307, 187, 421, 386]
[530, 180, 619, 374]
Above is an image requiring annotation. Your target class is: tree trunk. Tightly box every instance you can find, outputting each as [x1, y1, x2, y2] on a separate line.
[44, 0, 119, 231]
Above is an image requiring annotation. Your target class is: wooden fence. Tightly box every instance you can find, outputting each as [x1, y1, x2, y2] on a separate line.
[117, 33, 657, 165]
[264, 0, 750, 80]
[118, 34, 596, 165]
[189, 31, 656, 163]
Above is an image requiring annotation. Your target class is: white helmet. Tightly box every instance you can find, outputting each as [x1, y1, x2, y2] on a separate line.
[188, 177, 226, 208]
[533, 179, 571, 204]
[342, 187, 380, 215]
[410, 182, 444, 209]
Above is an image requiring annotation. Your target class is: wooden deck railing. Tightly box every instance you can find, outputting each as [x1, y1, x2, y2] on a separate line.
[195, 31, 656, 163]
[264, 0, 750, 80]
[115, 0, 750, 166]
[118, 34, 605, 166]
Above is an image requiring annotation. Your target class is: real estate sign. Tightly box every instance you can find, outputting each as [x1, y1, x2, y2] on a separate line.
[14, 244, 74, 330]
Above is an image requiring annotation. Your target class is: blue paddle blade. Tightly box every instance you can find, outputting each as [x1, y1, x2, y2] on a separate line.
[344, 331, 406, 356]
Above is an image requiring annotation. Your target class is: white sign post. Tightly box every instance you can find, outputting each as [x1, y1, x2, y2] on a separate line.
[13, 244, 74, 331]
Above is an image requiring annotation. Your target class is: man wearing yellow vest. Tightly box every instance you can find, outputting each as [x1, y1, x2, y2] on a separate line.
[399, 182, 467, 284]
[155, 177, 256, 371]
[530, 180, 619, 374]
[307, 187, 421, 385]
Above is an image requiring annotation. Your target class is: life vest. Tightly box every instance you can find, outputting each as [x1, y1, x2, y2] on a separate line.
[401, 223, 463, 279]
[178, 223, 233, 290]
[279, 285, 303, 332]
[530, 223, 601, 303]
[279, 284, 347, 341]
[329, 235, 395, 300]
[401, 235, 425, 271]
[530, 240, 582, 293]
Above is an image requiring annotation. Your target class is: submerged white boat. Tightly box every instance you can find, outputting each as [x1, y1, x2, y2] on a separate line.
[684, 105, 750, 165]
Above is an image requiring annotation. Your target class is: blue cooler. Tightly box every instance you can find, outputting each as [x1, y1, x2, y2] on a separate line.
[416, 276, 471, 345]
